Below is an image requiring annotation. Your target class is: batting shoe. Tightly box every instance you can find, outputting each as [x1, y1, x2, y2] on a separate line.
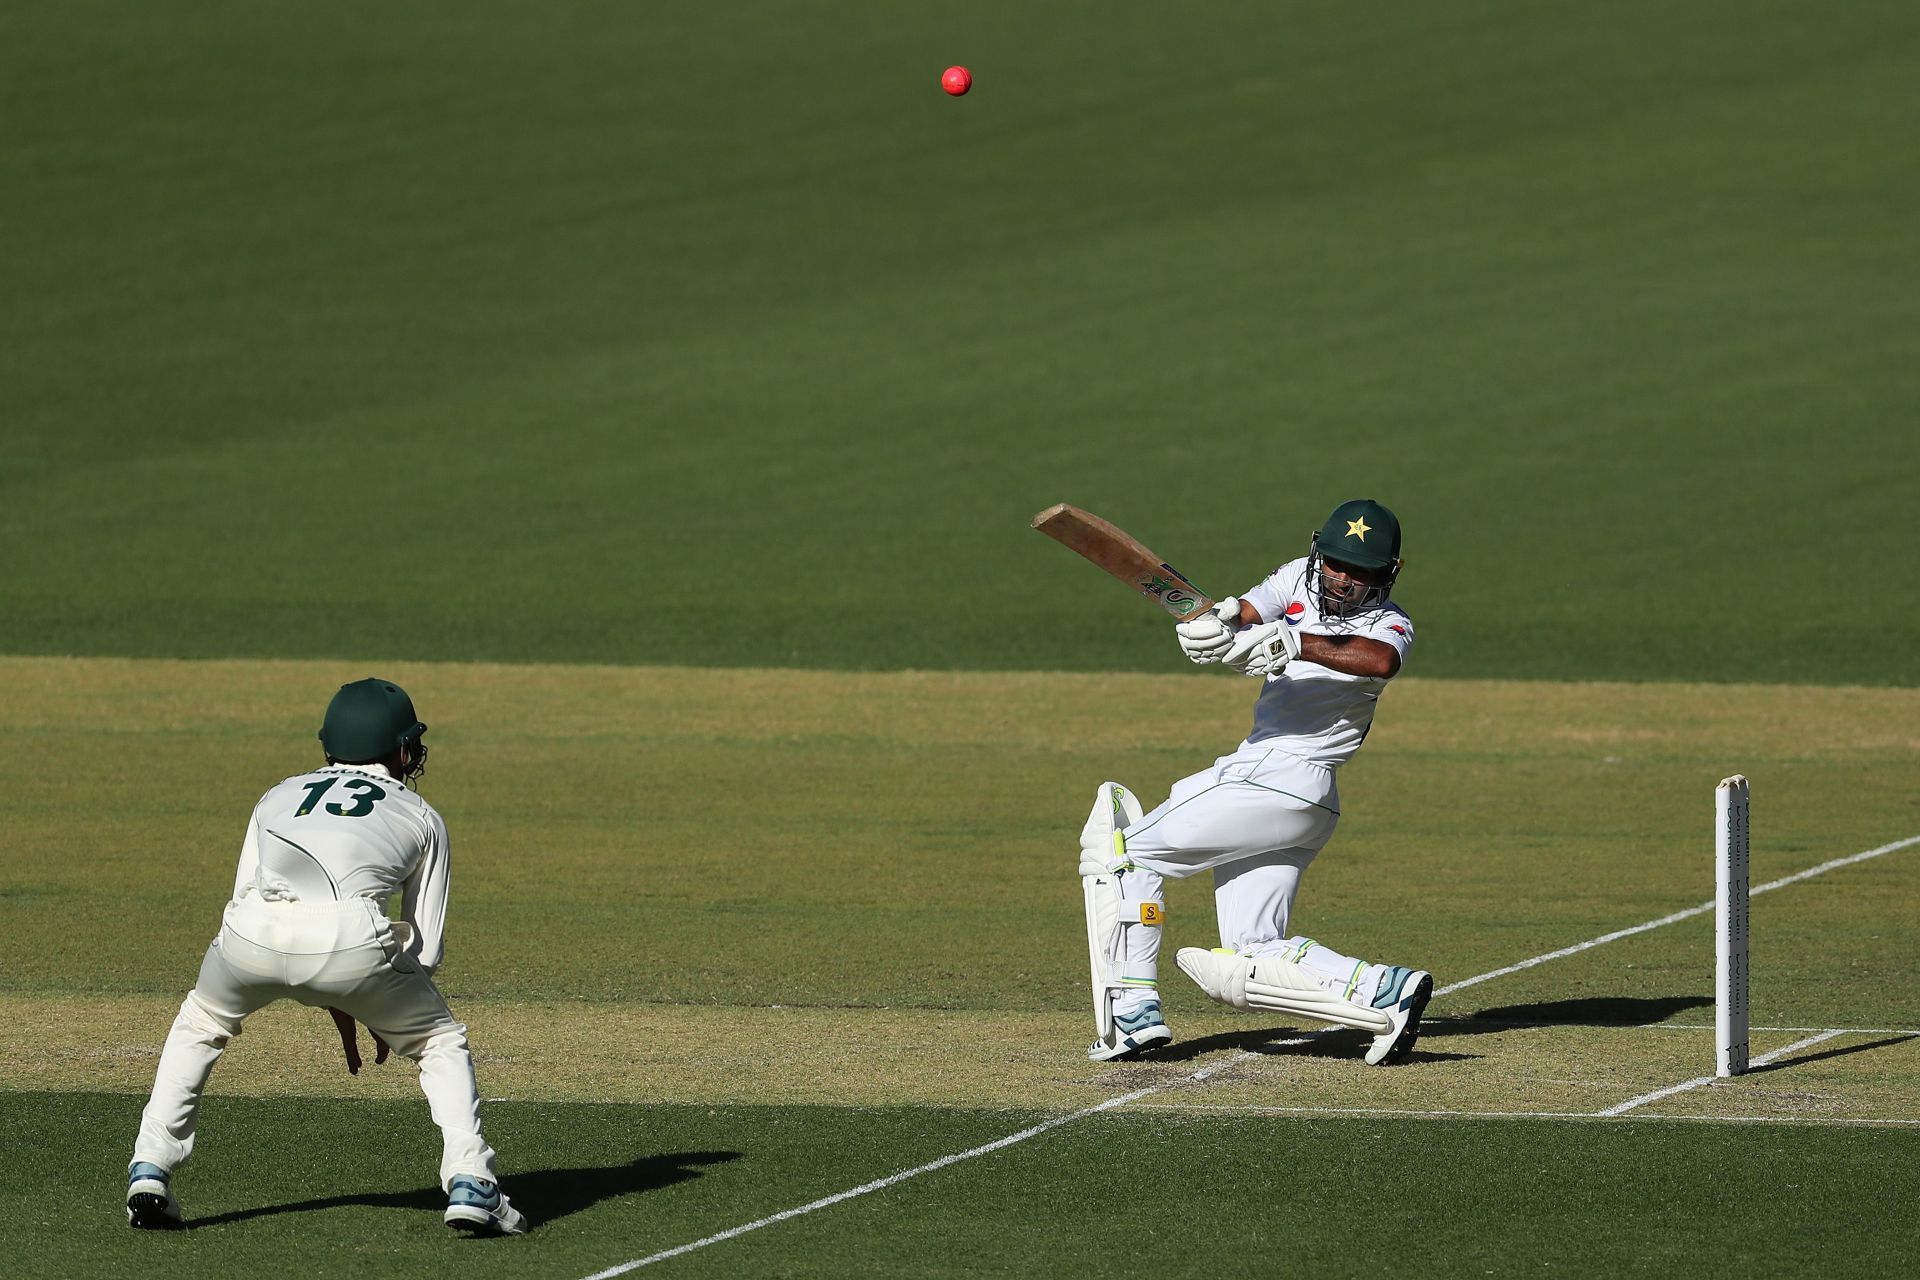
[126, 1161, 183, 1230]
[444, 1175, 529, 1236]
[1364, 966, 1434, 1066]
[1088, 998, 1173, 1062]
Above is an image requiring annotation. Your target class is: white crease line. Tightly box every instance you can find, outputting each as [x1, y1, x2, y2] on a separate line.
[580, 829, 1920, 1278]
[1750, 835, 1920, 896]
[1436, 831, 1920, 998]
[576, 1106, 1139, 1279]
[1439, 1021, 1920, 1037]
[578, 1039, 1309, 1278]
[1596, 1030, 1846, 1117]
[1436, 906, 1713, 997]
[1130, 1102, 1920, 1128]
[1665, 1024, 1920, 1036]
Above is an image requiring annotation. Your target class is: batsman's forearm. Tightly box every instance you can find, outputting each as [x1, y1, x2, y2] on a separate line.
[1300, 633, 1400, 678]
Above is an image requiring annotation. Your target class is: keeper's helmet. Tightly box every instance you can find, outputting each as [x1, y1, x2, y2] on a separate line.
[1307, 498, 1402, 619]
[318, 678, 428, 780]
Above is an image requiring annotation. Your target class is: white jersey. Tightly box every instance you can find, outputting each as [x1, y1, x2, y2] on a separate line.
[1240, 557, 1415, 768]
[229, 763, 450, 973]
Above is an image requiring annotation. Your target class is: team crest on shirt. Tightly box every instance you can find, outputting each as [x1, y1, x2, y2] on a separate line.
[1284, 601, 1306, 626]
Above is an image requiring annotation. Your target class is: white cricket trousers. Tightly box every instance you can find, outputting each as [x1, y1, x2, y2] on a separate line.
[132, 897, 497, 1190]
[1123, 740, 1341, 948]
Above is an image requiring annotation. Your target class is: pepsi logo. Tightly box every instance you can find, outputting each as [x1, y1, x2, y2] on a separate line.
[1284, 601, 1306, 626]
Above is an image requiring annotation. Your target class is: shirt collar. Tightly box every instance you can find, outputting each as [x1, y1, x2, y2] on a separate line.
[321, 761, 402, 784]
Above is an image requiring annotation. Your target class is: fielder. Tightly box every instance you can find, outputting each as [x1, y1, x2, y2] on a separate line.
[125, 678, 527, 1235]
[1081, 499, 1434, 1065]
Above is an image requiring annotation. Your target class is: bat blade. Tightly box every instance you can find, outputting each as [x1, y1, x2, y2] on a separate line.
[1031, 503, 1215, 621]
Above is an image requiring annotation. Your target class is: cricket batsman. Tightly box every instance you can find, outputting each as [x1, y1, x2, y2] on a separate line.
[125, 678, 527, 1235]
[1081, 499, 1434, 1065]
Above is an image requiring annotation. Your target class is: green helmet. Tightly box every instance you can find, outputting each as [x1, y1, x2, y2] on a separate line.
[1314, 498, 1401, 569]
[1308, 499, 1403, 617]
[318, 678, 428, 777]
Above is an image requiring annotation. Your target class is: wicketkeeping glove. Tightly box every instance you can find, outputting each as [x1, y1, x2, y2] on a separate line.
[1174, 598, 1242, 664]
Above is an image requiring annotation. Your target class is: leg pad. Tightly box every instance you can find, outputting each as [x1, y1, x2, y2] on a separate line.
[1176, 947, 1390, 1033]
[1080, 782, 1148, 1038]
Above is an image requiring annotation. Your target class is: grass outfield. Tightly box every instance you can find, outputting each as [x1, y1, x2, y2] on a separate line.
[2, 656, 1917, 1274]
[9, 1095, 1920, 1279]
[5, 1, 1919, 682]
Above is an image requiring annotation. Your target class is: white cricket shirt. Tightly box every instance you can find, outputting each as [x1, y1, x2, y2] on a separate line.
[229, 762, 451, 973]
[1240, 557, 1415, 768]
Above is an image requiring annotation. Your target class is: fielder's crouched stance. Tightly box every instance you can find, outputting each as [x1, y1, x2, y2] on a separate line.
[126, 679, 526, 1236]
[1083, 499, 1434, 1066]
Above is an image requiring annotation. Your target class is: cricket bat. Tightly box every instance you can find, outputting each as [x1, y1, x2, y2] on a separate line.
[1031, 503, 1215, 621]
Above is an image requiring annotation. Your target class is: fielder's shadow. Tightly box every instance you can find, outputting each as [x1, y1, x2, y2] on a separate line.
[1423, 995, 1713, 1037]
[1145, 1026, 1478, 1065]
[187, 1150, 740, 1231]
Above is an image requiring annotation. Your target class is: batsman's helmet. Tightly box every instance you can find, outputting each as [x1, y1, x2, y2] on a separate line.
[319, 678, 428, 778]
[1307, 498, 1402, 618]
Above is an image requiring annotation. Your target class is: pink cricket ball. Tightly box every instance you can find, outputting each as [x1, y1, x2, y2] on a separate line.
[942, 66, 972, 97]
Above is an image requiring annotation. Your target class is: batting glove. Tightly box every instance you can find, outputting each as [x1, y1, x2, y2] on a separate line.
[1174, 598, 1242, 664]
[1222, 620, 1300, 679]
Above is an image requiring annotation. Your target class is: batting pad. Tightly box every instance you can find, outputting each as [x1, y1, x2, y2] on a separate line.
[1081, 781, 1148, 1038]
[1176, 947, 1391, 1034]
[1083, 872, 1124, 1039]
[1078, 780, 1145, 876]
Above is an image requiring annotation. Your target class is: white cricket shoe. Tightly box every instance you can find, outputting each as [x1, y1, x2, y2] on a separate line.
[1088, 999, 1173, 1061]
[1364, 966, 1434, 1066]
[444, 1175, 529, 1236]
[126, 1161, 182, 1230]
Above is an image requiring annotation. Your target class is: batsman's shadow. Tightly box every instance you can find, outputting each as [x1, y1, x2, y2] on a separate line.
[1748, 1034, 1916, 1074]
[1146, 1026, 1478, 1065]
[1422, 995, 1714, 1038]
[187, 1149, 741, 1231]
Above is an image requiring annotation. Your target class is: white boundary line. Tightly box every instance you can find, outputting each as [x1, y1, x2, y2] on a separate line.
[1597, 1030, 1844, 1116]
[578, 829, 1920, 1278]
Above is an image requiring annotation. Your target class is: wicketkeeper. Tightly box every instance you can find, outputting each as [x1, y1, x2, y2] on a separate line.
[1081, 499, 1434, 1064]
[125, 678, 526, 1235]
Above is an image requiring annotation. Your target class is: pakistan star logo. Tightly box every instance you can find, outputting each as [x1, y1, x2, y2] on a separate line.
[1346, 516, 1372, 541]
